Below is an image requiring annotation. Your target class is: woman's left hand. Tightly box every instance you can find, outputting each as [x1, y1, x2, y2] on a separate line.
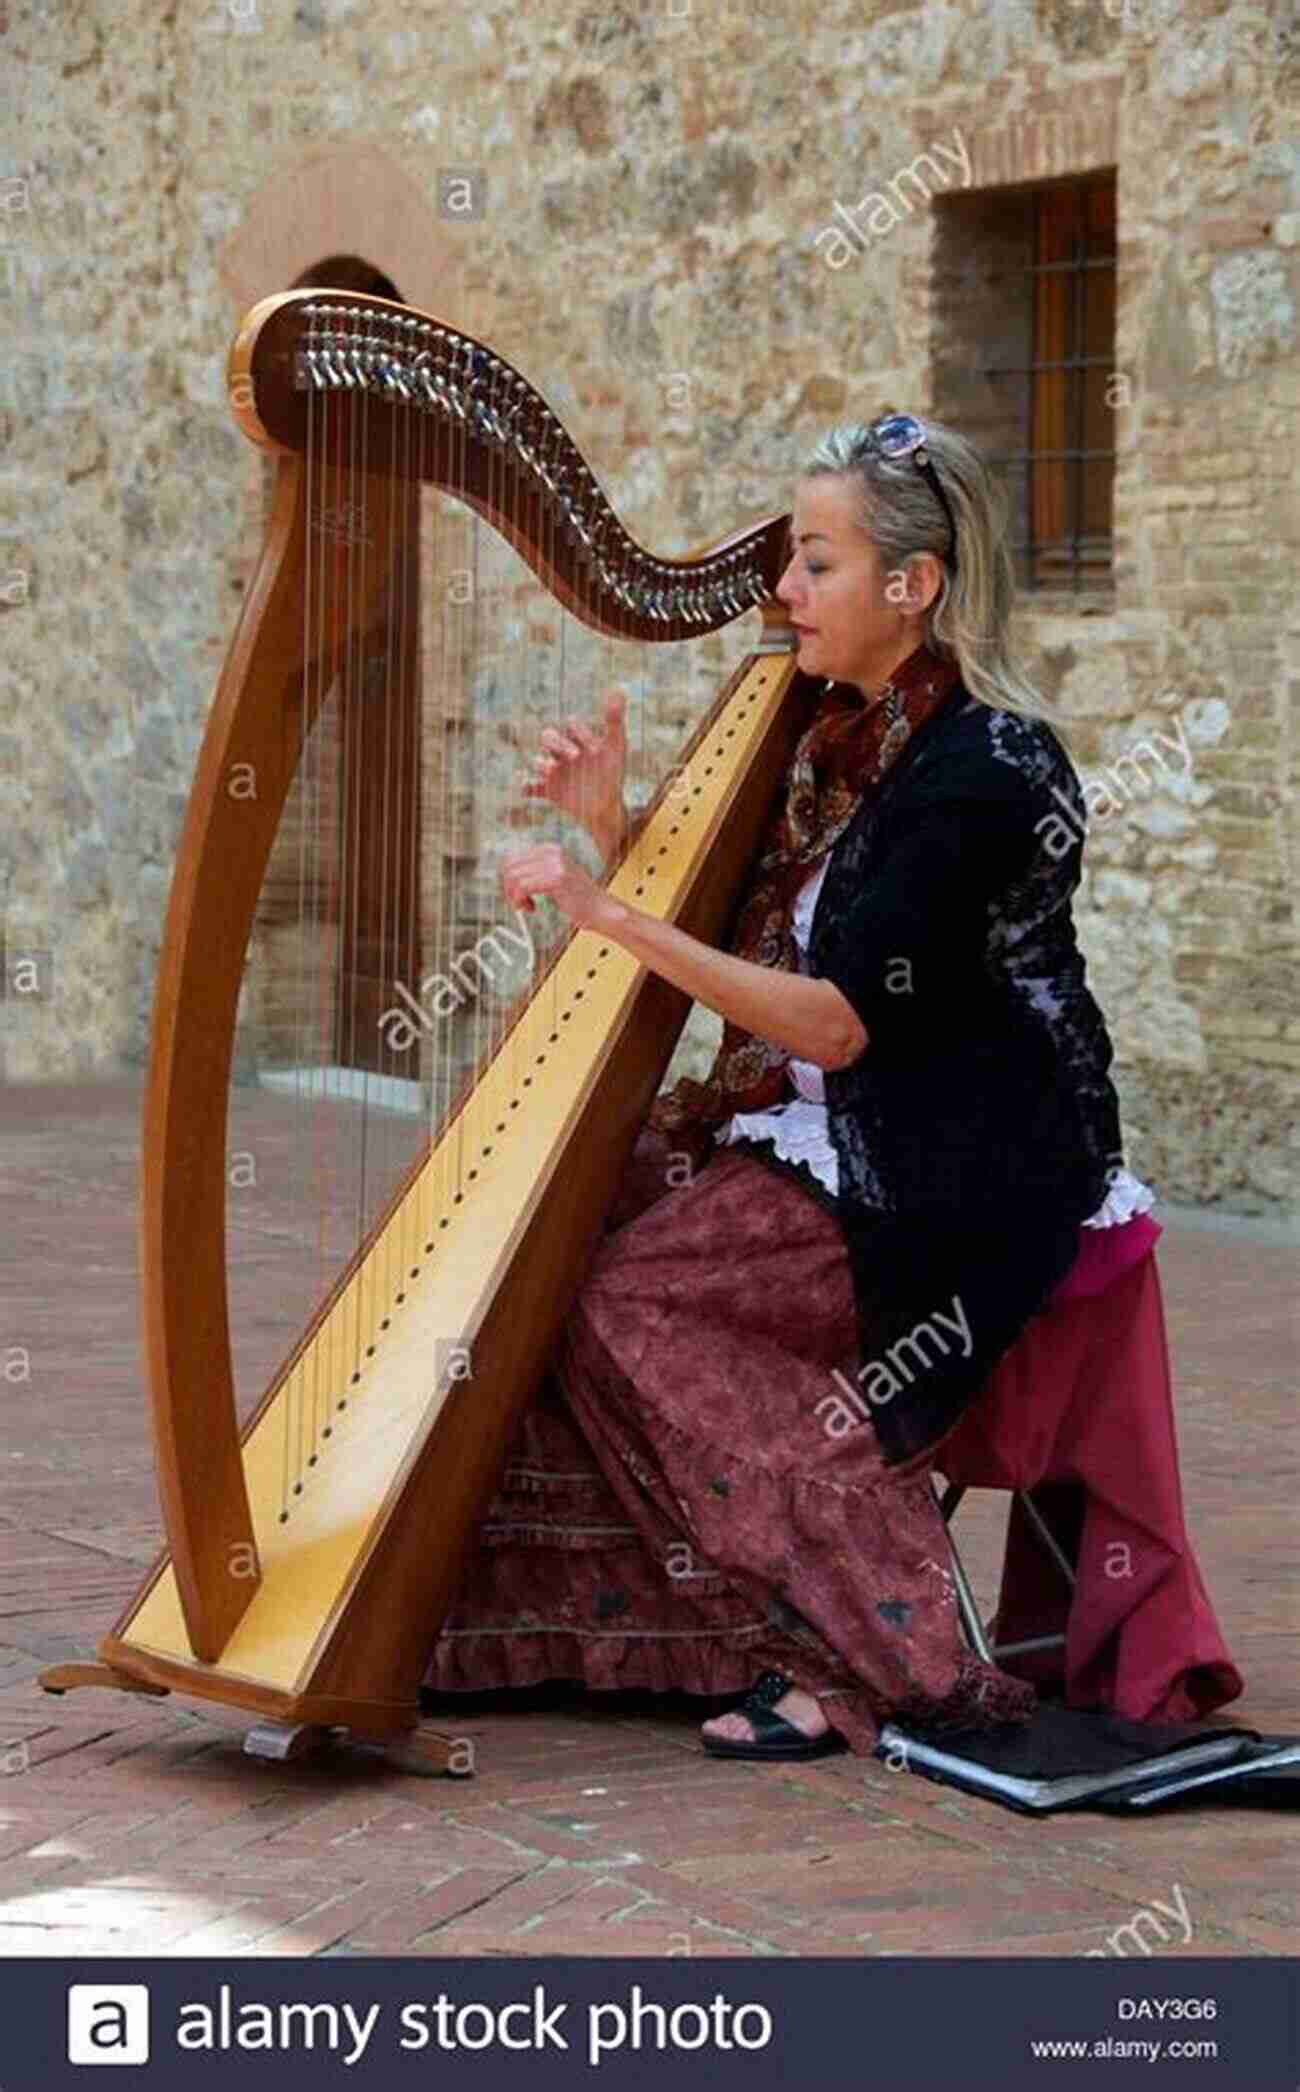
[501, 844, 611, 931]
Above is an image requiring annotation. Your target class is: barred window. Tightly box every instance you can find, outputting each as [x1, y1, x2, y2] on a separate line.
[932, 171, 1118, 594]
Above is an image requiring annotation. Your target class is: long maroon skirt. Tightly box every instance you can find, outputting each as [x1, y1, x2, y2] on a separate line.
[421, 1128, 1036, 1756]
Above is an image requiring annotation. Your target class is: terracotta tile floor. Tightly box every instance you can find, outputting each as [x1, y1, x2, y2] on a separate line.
[0, 1080, 1294, 1958]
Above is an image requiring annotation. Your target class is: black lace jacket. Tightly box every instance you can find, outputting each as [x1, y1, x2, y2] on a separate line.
[799, 682, 1129, 1466]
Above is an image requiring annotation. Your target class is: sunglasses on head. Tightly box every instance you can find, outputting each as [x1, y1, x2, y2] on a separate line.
[863, 413, 958, 575]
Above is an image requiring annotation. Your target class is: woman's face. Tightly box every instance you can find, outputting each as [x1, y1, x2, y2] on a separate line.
[774, 474, 932, 697]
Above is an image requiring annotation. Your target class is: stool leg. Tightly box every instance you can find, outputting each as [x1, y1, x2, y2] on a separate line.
[988, 1487, 1076, 1668]
[948, 1542, 996, 1664]
[1017, 1487, 1077, 1588]
[932, 1477, 994, 1663]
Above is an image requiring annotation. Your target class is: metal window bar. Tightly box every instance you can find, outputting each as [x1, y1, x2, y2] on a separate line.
[1006, 548, 1111, 575]
[982, 356, 1114, 376]
[1004, 541, 1111, 559]
[1023, 223, 1042, 590]
[991, 449, 1116, 463]
[1069, 217, 1086, 592]
[967, 255, 1115, 279]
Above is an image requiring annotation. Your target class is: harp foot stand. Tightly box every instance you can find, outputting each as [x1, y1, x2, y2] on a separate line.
[39, 1670, 473, 1779]
[40, 1662, 170, 1700]
[243, 1721, 474, 1780]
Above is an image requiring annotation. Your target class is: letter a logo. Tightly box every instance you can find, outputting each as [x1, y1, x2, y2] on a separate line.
[68, 1984, 151, 2063]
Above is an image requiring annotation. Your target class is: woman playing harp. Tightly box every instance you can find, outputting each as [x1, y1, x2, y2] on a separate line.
[421, 413, 1163, 1761]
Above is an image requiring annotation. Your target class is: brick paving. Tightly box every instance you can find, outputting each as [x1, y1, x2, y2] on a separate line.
[0, 1080, 1295, 1959]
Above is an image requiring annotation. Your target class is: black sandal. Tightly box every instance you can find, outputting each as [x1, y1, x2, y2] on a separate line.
[701, 1669, 848, 1761]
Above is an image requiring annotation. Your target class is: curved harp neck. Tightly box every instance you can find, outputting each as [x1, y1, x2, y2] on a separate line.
[228, 288, 794, 644]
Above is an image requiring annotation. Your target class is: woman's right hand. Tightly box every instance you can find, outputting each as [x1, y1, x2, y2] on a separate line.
[522, 686, 629, 848]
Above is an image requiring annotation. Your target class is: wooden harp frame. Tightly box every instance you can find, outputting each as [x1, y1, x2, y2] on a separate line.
[41, 290, 815, 1771]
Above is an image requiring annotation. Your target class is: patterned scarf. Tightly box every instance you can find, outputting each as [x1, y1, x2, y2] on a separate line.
[647, 640, 961, 1138]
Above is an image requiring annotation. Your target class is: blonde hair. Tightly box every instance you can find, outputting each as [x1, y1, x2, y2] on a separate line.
[803, 418, 1065, 738]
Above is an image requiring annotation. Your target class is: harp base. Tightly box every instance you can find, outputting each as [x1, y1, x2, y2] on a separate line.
[243, 1720, 473, 1780]
[38, 1664, 473, 1779]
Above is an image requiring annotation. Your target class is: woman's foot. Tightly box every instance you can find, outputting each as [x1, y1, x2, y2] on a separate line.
[702, 1682, 831, 1749]
[699, 1669, 847, 1758]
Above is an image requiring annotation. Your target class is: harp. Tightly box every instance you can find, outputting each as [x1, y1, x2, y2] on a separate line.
[40, 289, 811, 1774]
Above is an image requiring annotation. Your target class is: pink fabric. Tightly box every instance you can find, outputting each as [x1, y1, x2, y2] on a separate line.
[1049, 1211, 1163, 1302]
[938, 1240, 1244, 1724]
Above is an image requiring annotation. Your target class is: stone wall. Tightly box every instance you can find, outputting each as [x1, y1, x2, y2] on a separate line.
[0, 0, 1295, 1212]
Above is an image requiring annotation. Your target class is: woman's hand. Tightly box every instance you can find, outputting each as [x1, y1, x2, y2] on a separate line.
[501, 843, 611, 932]
[522, 687, 629, 849]
[501, 849, 868, 1070]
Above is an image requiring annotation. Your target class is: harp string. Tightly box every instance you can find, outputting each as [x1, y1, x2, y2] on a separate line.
[393, 352, 414, 1306]
[336, 374, 361, 1441]
[459, 412, 477, 1203]
[409, 401, 427, 1281]
[420, 470, 432, 1240]
[473, 360, 493, 1238]
[361, 348, 390, 1407]
[304, 391, 322, 1498]
[307, 378, 330, 1490]
[351, 367, 374, 1417]
[429, 435, 449, 1235]
[330, 364, 365, 1471]
[441, 452, 460, 1230]
[489, 350, 510, 1200]
[280, 363, 313, 1524]
[487, 342, 516, 1210]
[448, 342, 470, 1214]
[431, 355, 456, 1227]
[287, 341, 318, 1515]
[467, 367, 482, 1216]
[375, 364, 398, 1338]
[471, 350, 491, 1204]
[397, 333, 420, 1307]
[475, 369, 503, 1211]
[307, 351, 334, 1504]
[312, 367, 332, 1497]
[397, 342, 417, 1295]
[478, 368, 500, 1186]
[514, 390, 535, 1093]
[430, 475, 451, 1246]
[547, 483, 563, 1042]
[285, 398, 307, 1520]
[438, 352, 458, 1219]
[460, 344, 478, 1205]
[310, 368, 338, 1497]
[328, 373, 352, 1465]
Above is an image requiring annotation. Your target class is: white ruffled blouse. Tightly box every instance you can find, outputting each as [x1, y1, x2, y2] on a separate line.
[716, 857, 1155, 1230]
